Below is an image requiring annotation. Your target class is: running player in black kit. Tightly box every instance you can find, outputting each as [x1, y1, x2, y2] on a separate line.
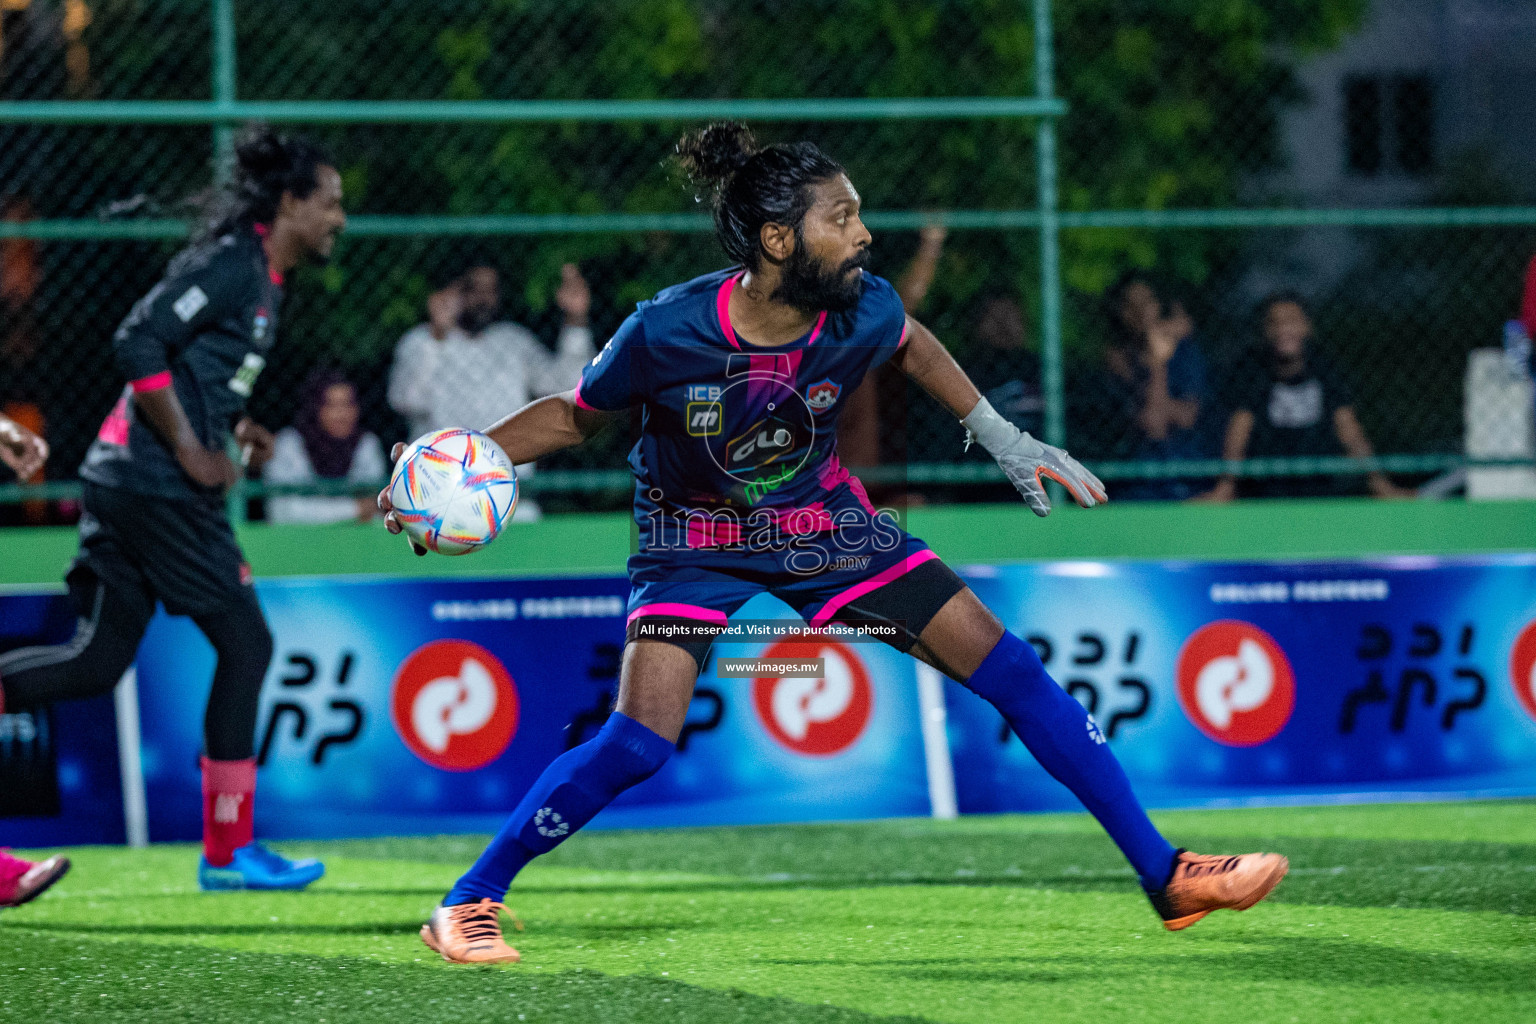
[0, 128, 346, 891]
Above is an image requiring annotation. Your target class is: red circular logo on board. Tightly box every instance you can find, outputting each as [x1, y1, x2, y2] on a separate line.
[391, 640, 519, 771]
[1508, 621, 1536, 723]
[1176, 621, 1295, 747]
[752, 640, 872, 757]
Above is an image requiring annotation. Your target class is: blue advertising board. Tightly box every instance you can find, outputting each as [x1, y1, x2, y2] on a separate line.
[9, 553, 1536, 847]
[0, 590, 124, 847]
[948, 556, 1536, 812]
[133, 580, 929, 841]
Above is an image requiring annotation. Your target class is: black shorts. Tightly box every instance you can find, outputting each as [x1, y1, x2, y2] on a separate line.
[624, 555, 967, 671]
[73, 483, 253, 617]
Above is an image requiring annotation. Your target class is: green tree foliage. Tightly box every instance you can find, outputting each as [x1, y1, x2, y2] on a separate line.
[247, 0, 1365, 366]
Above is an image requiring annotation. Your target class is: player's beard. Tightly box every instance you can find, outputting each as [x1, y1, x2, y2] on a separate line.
[772, 242, 868, 313]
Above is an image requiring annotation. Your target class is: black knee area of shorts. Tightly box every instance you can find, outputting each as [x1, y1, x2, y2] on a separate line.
[0, 570, 153, 708]
[829, 558, 966, 653]
[194, 590, 274, 761]
[625, 615, 720, 673]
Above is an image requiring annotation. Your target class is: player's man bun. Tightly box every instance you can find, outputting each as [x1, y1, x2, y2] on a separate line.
[676, 122, 759, 191]
[675, 121, 844, 270]
[199, 126, 334, 239]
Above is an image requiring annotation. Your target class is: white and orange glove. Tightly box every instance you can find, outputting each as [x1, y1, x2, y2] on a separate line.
[962, 398, 1106, 517]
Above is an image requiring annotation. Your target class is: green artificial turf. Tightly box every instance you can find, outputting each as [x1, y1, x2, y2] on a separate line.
[3, 801, 1533, 1023]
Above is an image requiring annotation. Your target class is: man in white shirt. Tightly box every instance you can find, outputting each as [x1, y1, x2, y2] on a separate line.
[388, 261, 595, 519]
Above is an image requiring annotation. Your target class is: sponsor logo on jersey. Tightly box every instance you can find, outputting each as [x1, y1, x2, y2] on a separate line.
[686, 384, 722, 402]
[1175, 620, 1295, 746]
[686, 402, 722, 436]
[252, 307, 270, 342]
[805, 378, 841, 411]
[391, 640, 520, 771]
[727, 416, 795, 466]
[172, 285, 209, 322]
[753, 640, 872, 756]
[1508, 621, 1536, 723]
[227, 352, 267, 397]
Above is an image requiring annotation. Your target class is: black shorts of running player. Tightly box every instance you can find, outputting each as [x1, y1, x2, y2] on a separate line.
[622, 525, 965, 671]
[0, 483, 271, 760]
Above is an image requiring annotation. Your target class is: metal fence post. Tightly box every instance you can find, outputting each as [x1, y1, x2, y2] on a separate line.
[1033, 0, 1066, 452]
[211, 0, 237, 179]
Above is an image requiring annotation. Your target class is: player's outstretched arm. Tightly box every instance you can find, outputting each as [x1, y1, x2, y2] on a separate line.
[892, 315, 1106, 516]
[482, 391, 609, 465]
[378, 391, 610, 548]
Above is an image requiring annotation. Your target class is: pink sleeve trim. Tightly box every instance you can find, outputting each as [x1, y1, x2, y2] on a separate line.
[131, 371, 172, 394]
[897, 320, 911, 349]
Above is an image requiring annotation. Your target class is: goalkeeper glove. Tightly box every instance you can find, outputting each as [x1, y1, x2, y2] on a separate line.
[961, 398, 1107, 517]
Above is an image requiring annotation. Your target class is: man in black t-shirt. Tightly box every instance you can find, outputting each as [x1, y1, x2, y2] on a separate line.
[0, 130, 346, 892]
[1201, 292, 1408, 500]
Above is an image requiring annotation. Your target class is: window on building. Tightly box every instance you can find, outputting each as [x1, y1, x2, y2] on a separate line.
[1344, 74, 1434, 177]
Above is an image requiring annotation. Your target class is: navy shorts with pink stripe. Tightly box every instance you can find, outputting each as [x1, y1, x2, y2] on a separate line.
[624, 484, 965, 665]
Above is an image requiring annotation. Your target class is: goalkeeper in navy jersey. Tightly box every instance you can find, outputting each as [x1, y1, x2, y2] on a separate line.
[0, 128, 347, 892]
[381, 123, 1291, 965]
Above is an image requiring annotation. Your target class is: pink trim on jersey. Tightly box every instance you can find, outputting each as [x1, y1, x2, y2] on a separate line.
[716, 273, 743, 350]
[572, 381, 596, 410]
[810, 548, 940, 627]
[253, 223, 284, 285]
[816, 453, 876, 514]
[131, 371, 172, 394]
[685, 503, 832, 548]
[897, 319, 911, 348]
[96, 393, 130, 446]
[627, 603, 729, 626]
[806, 310, 829, 346]
[718, 273, 826, 350]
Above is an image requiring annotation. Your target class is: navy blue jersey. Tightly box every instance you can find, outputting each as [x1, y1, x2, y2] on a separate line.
[577, 267, 908, 551]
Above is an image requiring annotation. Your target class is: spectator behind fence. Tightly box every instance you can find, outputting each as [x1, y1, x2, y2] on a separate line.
[1102, 271, 1211, 500]
[388, 260, 595, 519]
[264, 370, 386, 524]
[1199, 292, 1409, 502]
[968, 295, 1042, 437]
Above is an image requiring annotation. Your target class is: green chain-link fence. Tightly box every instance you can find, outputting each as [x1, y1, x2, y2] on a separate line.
[1, 0, 1534, 520]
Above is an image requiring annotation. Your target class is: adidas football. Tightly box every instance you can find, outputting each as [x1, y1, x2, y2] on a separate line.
[387, 428, 518, 555]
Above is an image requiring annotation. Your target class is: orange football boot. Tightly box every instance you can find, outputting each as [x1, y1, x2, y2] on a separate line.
[0, 850, 70, 908]
[1148, 849, 1289, 931]
[420, 899, 522, 964]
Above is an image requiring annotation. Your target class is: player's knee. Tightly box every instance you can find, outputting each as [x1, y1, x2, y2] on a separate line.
[963, 630, 1051, 703]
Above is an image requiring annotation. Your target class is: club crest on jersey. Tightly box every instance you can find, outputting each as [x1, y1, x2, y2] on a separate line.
[806, 378, 841, 411]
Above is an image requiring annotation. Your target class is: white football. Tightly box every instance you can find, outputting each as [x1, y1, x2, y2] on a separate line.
[387, 428, 518, 555]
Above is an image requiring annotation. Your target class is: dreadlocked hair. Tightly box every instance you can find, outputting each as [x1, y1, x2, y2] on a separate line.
[199, 126, 334, 240]
[675, 122, 844, 269]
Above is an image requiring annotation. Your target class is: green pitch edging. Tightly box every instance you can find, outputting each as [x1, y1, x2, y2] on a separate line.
[1, 498, 1533, 588]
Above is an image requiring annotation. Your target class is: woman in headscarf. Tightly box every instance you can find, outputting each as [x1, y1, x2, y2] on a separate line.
[264, 369, 386, 524]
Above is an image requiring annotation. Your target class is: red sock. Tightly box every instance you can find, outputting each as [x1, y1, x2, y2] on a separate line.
[201, 756, 256, 867]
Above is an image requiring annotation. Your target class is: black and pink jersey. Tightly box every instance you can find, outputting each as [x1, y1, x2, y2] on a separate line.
[576, 267, 908, 551]
[81, 226, 283, 501]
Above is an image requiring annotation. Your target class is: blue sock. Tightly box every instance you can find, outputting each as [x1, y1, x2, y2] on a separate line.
[445, 712, 674, 905]
[965, 631, 1178, 891]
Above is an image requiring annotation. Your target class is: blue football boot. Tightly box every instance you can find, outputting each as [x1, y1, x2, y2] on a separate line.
[198, 841, 325, 891]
